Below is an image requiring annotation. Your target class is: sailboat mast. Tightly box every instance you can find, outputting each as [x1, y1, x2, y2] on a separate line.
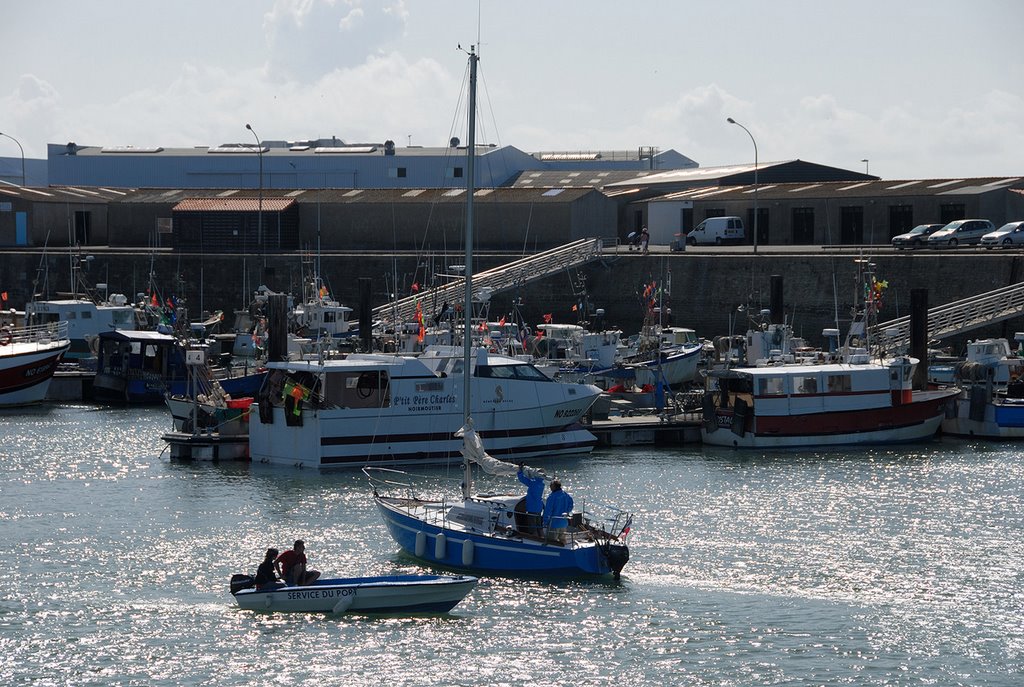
[462, 46, 478, 499]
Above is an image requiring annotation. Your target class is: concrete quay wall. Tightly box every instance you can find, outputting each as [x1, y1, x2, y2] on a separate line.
[3, 248, 1022, 351]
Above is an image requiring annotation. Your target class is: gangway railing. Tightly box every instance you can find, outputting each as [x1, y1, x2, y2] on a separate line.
[372, 238, 605, 324]
[872, 281, 1024, 350]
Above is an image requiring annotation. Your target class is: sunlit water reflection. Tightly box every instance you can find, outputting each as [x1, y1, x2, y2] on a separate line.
[1, 405, 1021, 685]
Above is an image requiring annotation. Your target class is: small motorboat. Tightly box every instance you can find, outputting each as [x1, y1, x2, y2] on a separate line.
[229, 573, 477, 614]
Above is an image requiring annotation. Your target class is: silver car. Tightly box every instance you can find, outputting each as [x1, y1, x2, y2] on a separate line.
[981, 221, 1024, 248]
[926, 219, 996, 248]
[891, 223, 945, 250]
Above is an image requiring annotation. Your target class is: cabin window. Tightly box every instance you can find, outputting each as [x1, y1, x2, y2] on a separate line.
[325, 370, 390, 408]
[81, 311, 92, 320]
[477, 364, 551, 381]
[793, 376, 818, 395]
[66, 311, 77, 320]
[757, 376, 786, 396]
[324, 312, 336, 323]
[827, 374, 852, 392]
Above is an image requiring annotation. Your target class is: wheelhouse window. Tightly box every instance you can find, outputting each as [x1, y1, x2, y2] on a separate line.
[757, 376, 786, 396]
[476, 363, 551, 381]
[827, 374, 852, 392]
[793, 376, 818, 395]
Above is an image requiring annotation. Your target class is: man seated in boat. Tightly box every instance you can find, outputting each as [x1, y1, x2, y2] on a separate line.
[542, 480, 574, 544]
[275, 540, 321, 586]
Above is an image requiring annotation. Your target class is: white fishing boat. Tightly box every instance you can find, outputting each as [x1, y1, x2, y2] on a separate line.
[0, 321, 71, 407]
[366, 48, 632, 579]
[249, 345, 601, 468]
[701, 262, 959, 449]
[229, 573, 477, 614]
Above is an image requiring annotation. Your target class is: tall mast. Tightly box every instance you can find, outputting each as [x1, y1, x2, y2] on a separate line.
[462, 46, 478, 500]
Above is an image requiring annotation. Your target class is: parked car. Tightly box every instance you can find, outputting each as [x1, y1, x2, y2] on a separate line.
[686, 216, 745, 245]
[891, 223, 945, 250]
[981, 221, 1024, 249]
[926, 219, 996, 248]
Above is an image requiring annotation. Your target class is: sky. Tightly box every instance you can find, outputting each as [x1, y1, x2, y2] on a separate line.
[1, 0, 1022, 180]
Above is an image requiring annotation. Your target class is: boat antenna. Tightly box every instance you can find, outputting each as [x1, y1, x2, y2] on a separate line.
[461, 44, 478, 500]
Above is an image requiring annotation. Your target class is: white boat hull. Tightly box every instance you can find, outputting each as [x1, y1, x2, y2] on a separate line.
[0, 326, 70, 407]
[232, 574, 477, 614]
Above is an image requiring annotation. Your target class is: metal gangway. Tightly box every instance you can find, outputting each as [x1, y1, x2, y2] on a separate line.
[372, 238, 605, 324]
[872, 281, 1024, 350]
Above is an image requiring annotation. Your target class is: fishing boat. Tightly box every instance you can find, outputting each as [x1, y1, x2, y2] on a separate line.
[0, 321, 71, 407]
[941, 336, 1024, 438]
[701, 261, 960, 448]
[92, 330, 265, 403]
[366, 48, 632, 579]
[229, 573, 477, 614]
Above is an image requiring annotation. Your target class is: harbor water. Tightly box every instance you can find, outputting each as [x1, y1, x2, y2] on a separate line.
[1, 404, 1022, 686]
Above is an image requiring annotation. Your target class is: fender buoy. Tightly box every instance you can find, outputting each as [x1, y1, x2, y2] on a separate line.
[0, 328, 11, 346]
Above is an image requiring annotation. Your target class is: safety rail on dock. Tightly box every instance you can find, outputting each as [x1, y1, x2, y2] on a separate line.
[372, 238, 605, 324]
[872, 281, 1024, 350]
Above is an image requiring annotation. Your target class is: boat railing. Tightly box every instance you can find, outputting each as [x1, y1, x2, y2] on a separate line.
[576, 499, 633, 541]
[2, 320, 69, 348]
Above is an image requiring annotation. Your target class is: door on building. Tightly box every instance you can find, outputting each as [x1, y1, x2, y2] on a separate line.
[792, 207, 815, 244]
[940, 204, 966, 224]
[74, 210, 91, 245]
[840, 207, 864, 244]
[889, 205, 913, 239]
[747, 207, 770, 246]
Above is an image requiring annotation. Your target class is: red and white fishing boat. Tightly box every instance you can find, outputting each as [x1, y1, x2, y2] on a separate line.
[701, 262, 959, 449]
[0, 321, 71, 407]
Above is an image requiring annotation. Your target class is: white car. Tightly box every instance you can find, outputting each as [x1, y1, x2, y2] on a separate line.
[981, 221, 1024, 249]
[926, 219, 996, 248]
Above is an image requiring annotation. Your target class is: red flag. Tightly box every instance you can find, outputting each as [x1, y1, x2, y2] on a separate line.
[411, 282, 419, 293]
[151, 293, 158, 307]
[416, 300, 424, 343]
[0, 291, 7, 302]
[498, 316, 506, 327]
[571, 304, 578, 312]
[543, 313, 553, 323]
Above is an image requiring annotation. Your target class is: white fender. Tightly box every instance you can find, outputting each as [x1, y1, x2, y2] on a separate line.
[332, 595, 353, 614]
[461, 539, 474, 566]
[415, 531, 427, 558]
[434, 533, 447, 559]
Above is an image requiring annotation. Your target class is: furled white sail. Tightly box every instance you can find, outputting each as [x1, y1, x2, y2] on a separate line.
[456, 423, 547, 480]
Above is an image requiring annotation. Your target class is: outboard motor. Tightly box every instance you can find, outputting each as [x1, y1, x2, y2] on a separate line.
[602, 543, 630, 580]
[230, 574, 256, 595]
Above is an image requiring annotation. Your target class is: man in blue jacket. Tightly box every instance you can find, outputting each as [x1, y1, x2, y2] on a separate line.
[542, 480, 574, 544]
[517, 464, 545, 535]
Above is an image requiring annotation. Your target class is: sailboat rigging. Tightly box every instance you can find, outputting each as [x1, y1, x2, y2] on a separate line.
[364, 47, 632, 578]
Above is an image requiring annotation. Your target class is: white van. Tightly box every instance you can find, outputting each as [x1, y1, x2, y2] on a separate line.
[686, 216, 745, 245]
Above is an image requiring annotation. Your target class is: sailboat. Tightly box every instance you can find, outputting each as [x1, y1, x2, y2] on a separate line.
[366, 48, 632, 578]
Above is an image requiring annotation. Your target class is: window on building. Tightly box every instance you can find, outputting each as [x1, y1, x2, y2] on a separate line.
[704, 208, 726, 219]
[448, 167, 464, 178]
[388, 167, 407, 179]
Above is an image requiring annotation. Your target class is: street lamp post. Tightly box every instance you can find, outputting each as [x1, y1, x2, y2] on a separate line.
[727, 117, 758, 253]
[861, 158, 870, 175]
[0, 131, 26, 186]
[245, 123, 264, 264]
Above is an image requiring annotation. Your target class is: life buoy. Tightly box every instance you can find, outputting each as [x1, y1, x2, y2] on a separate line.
[0, 328, 11, 346]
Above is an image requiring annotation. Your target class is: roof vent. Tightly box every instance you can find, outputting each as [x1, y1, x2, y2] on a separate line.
[384, 140, 395, 156]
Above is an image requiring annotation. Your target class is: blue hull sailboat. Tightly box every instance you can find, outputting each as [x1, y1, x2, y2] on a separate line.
[367, 48, 631, 579]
